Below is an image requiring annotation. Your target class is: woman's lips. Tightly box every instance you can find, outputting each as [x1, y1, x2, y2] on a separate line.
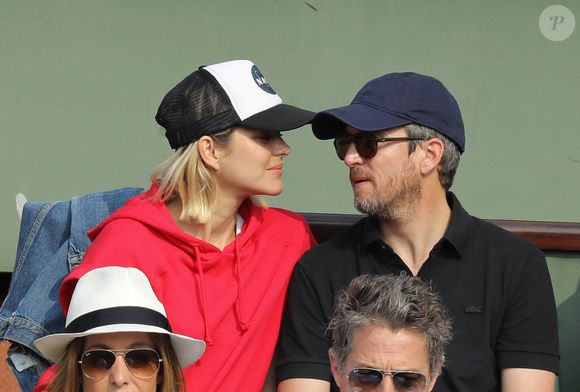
[268, 164, 284, 175]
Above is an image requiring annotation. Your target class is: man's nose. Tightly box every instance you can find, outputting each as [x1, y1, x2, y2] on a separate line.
[343, 142, 362, 166]
[378, 375, 398, 392]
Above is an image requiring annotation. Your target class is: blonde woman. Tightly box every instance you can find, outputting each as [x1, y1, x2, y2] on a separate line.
[53, 60, 315, 391]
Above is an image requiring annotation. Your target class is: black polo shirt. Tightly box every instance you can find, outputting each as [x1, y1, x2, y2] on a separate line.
[276, 193, 559, 392]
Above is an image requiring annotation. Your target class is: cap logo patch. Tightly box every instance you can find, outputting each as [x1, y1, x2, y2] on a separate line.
[251, 65, 276, 95]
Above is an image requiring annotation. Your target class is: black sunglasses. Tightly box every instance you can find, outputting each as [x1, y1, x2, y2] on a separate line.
[79, 348, 162, 381]
[347, 368, 429, 392]
[333, 133, 425, 160]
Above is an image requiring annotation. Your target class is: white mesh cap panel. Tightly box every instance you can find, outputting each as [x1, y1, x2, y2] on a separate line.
[203, 60, 283, 121]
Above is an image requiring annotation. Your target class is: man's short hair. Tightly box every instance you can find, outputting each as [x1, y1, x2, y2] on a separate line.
[328, 274, 452, 375]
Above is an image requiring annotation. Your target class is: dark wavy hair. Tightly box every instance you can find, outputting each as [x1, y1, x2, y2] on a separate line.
[328, 274, 452, 376]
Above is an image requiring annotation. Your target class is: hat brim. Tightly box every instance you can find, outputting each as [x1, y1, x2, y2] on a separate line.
[312, 103, 412, 140]
[239, 104, 315, 132]
[34, 324, 206, 368]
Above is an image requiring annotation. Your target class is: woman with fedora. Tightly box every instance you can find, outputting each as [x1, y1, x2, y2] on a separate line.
[34, 266, 205, 392]
[50, 60, 316, 391]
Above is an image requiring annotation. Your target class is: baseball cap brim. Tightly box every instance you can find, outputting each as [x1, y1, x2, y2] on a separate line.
[312, 103, 413, 140]
[240, 104, 315, 132]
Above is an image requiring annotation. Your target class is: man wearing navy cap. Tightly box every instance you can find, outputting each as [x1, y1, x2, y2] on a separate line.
[276, 72, 559, 392]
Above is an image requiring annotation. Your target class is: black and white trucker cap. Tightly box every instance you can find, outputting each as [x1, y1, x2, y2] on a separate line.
[155, 59, 315, 149]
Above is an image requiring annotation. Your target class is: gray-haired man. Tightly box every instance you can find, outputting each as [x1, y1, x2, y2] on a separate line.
[328, 274, 452, 392]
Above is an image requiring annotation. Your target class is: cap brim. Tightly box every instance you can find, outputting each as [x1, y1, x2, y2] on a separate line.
[239, 104, 315, 132]
[34, 325, 206, 368]
[312, 103, 412, 139]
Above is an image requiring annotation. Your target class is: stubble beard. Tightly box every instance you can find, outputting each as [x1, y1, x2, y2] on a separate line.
[353, 158, 422, 222]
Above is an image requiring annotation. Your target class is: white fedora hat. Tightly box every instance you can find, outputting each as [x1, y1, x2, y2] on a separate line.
[34, 266, 205, 367]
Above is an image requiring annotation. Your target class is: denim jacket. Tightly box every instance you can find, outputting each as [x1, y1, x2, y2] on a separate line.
[0, 187, 143, 392]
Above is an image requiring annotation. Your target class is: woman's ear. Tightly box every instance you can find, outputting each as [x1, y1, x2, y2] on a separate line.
[197, 136, 221, 171]
[419, 137, 444, 175]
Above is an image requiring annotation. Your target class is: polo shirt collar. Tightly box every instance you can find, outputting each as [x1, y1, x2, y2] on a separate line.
[360, 191, 473, 258]
[361, 216, 383, 253]
[443, 192, 473, 257]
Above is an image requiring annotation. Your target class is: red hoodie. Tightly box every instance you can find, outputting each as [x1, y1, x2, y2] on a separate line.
[37, 185, 316, 392]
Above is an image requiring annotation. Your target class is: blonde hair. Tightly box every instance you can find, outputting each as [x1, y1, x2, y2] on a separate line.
[150, 129, 233, 224]
[48, 334, 185, 392]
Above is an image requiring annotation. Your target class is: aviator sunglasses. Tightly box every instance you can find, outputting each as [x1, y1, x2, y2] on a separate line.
[333, 133, 425, 160]
[79, 348, 162, 380]
[347, 368, 429, 392]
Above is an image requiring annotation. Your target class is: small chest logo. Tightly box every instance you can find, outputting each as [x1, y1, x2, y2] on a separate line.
[251, 65, 276, 95]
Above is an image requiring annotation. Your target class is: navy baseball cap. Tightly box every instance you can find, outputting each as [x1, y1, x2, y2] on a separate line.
[312, 72, 465, 153]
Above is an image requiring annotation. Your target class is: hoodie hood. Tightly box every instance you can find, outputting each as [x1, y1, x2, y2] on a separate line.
[88, 185, 263, 270]
[87, 184, 264, 344]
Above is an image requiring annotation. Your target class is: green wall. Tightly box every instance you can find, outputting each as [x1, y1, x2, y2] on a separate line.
[1, 1, 579, 390]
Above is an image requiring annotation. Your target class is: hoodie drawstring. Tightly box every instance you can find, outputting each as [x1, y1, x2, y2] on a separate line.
[193, 245, 213, 345]
[234, 238, 249, 332]
[192, 239, 249, 346]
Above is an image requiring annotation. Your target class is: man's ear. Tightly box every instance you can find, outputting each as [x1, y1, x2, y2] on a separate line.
[197, 135, 221, 171]
[427, 374, 439, 391]
[427, 364, 442, 391]
[329, 349, 341, 385]
[419, 137, 444, 175]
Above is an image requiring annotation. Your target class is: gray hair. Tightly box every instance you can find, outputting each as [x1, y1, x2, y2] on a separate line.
[328, 274, 452, 376]
[405, 124, 461, 190]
